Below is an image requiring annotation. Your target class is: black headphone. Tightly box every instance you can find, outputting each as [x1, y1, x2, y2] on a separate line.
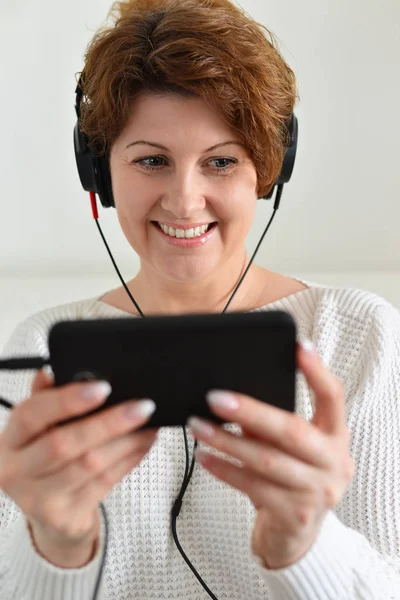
[73, 74, 298, 207]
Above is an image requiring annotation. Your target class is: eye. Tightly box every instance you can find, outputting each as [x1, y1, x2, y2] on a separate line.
[209, 157, 237, 171]
[131, 156, 237, 172]
[133, 156, 166, 170]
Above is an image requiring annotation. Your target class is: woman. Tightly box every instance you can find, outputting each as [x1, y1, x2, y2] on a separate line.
[0, 1, 399, 599]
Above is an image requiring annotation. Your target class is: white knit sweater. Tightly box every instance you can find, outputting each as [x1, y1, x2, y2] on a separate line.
[0, 280, 400, 600]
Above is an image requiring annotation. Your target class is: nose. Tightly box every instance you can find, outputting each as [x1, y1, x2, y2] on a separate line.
[160, 166, 206, 218]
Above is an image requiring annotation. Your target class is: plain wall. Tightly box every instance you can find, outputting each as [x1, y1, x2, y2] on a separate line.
[0, 0, 399, 348]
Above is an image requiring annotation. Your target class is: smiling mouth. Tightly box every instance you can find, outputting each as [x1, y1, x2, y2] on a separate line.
[153, 221, 217, 239]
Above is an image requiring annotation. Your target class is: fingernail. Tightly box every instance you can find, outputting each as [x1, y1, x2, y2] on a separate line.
[188, 416, 215, 438]
[80, 381, 112, 401]
[124, 400, 156, 420]
[300, 337, 316, 353]
[206, 390, 239, 411]
[44, 369, 55, 384]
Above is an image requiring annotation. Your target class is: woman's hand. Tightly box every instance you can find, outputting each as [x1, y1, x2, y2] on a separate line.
[0, 370, 159, 568]
[188, 339, 355, 570]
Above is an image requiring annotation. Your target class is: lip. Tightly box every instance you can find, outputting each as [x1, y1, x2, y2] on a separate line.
[154, 221, 215, 230]
[152, 221, 218, 247]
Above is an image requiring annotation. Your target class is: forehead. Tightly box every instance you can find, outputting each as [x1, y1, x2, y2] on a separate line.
[116, 92, 242, 149]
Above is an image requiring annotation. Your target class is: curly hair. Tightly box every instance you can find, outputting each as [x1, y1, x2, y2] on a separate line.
[77, 0, 298, 198]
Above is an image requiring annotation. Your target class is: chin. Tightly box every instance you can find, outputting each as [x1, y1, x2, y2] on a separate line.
[156, 256, 218, 282]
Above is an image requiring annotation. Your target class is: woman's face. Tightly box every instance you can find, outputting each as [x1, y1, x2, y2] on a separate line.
[109, 92, 259, 283]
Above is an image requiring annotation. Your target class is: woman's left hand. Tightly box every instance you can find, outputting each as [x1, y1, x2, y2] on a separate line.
[188, 339, 356, 570]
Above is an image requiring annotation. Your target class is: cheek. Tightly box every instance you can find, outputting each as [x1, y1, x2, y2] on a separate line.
[223, 171, 257, 216]
[221, 191, 257, 232]
[116, 208, 149, 253]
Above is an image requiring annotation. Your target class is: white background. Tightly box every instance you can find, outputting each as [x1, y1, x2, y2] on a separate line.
[0, 0, 399, 348]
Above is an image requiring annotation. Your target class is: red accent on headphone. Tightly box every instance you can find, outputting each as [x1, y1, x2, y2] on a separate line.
[90, 192, 99, 219]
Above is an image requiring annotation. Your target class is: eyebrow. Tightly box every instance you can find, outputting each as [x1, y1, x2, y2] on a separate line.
[125, 140, 245, 152]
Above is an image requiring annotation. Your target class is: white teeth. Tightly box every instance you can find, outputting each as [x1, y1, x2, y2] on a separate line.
[158, 223, 211, 238]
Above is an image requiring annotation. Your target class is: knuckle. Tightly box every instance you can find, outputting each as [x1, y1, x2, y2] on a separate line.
[296, 505, 313, 526]
[259, 450, 274, 474]
[80, 449, 104, 474]
[46, 431, 70, 460]
[324, 483, 339, 507]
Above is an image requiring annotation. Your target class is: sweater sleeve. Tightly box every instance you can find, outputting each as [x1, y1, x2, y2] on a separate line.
[250, 299, 400, 599]
[0, 318, 107, 600]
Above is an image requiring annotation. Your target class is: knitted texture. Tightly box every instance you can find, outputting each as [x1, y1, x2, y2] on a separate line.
[0, 282, 399, 599]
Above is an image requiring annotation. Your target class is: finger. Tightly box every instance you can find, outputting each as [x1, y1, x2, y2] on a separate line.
[30, 427, 158, 479]
[17, 399, 156, 474]
[296, 342, 346, 435]
[32, 429, 158, 493]
[72, 439, 156, 506]
[31, 369, 54, 394]
[205, 390, 332, 469]
[4, 429, 158, 521]
[190, 418, 331, 487]
[241, 425, 270, 442]
[5, 380, 113, 449]
[195, 448, 304, 530]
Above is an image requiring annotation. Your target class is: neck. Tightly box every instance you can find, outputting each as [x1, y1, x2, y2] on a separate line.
[129, 253, 262, 316]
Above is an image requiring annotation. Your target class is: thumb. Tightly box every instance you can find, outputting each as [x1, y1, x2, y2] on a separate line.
[31, 368, 54, 395]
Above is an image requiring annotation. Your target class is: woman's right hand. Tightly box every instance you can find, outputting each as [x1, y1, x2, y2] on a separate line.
[0, 369, 159, 567]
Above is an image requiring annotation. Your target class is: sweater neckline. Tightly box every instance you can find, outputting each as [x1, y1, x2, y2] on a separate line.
[92, 276, 321, 323]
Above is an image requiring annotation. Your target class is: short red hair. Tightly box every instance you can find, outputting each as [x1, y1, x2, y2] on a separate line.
[77, 0, 298, 198]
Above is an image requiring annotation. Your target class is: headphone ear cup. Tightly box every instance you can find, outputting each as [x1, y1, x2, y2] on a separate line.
[278, 113, 298, 186]
[73, 120, 115, 208]
[73, 121, 98, 195]
[260, 113, 298, 200]
[94, 154, 115, 208]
